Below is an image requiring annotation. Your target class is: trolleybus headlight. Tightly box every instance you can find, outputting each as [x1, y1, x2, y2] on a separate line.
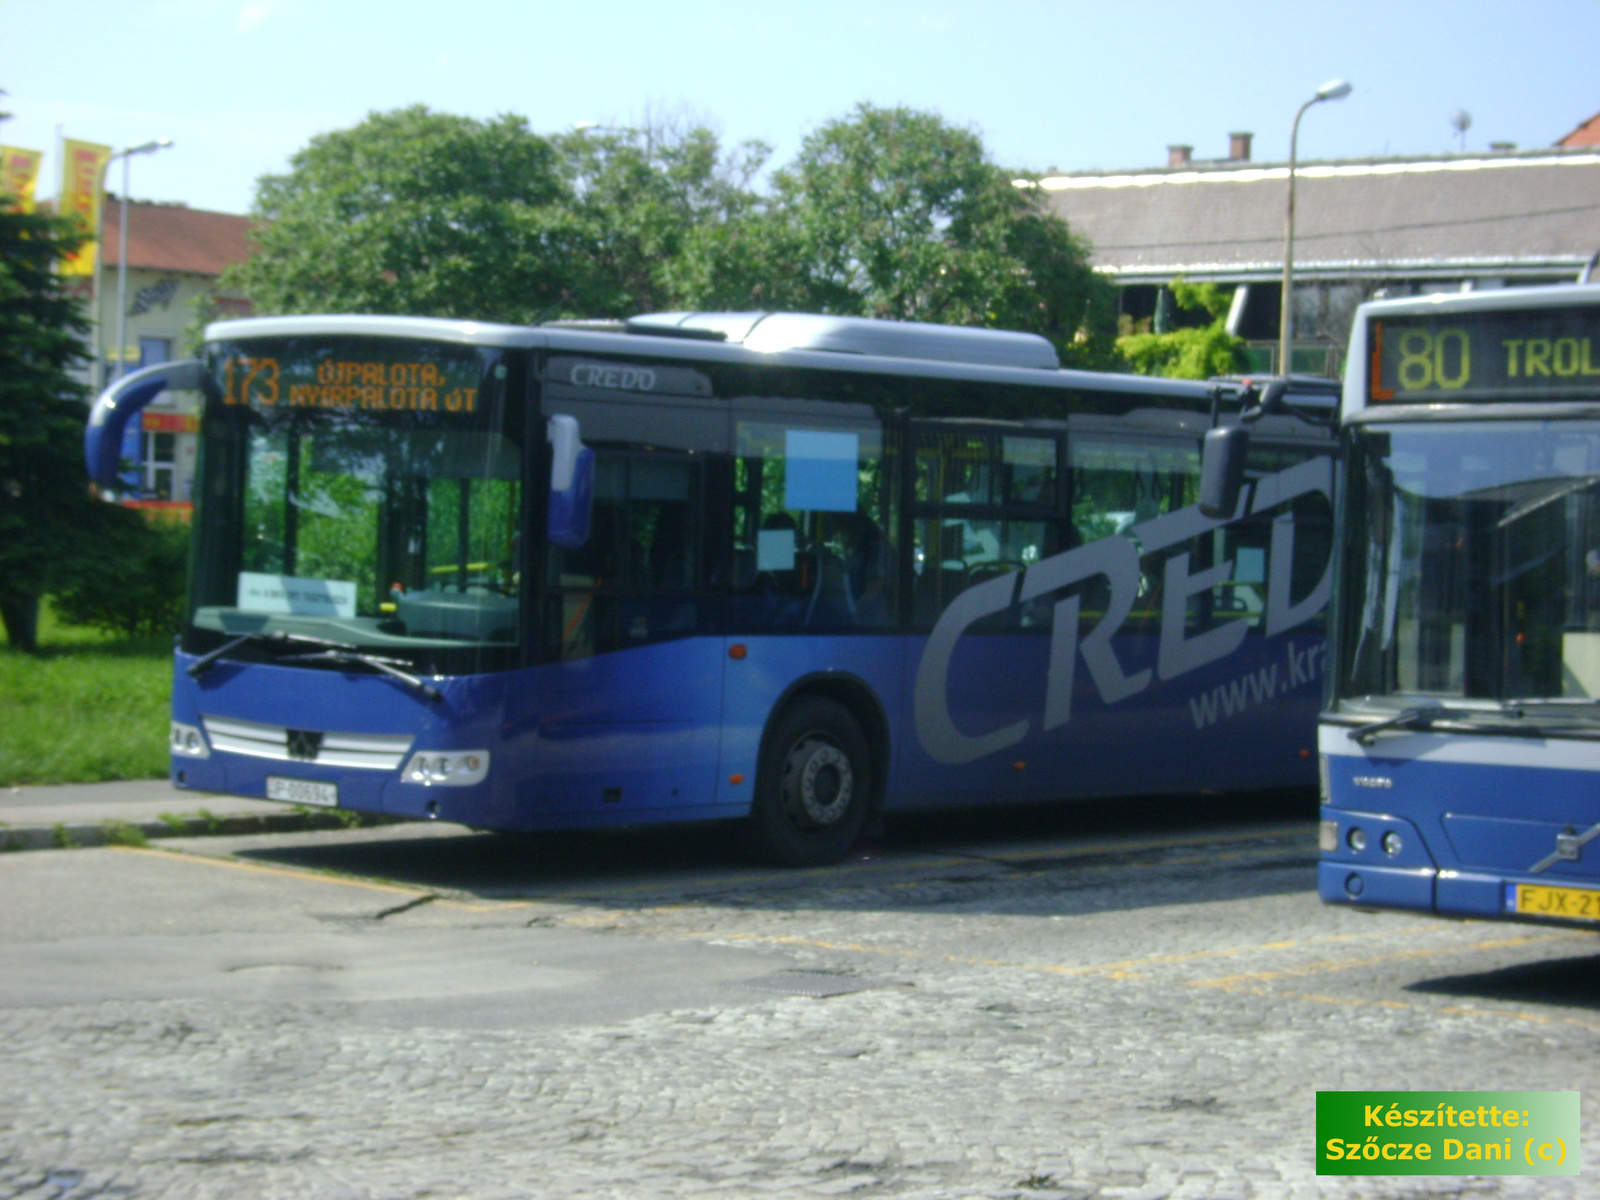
[402, 750, 490, 786]
[1346, 826, 1367, 852]
[170, 721, 210, 758]
[1382, 831, 1403, 857]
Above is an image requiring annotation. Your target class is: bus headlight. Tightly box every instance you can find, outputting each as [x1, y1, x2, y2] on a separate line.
[1347, 826, 1368, 852]
[170, 721, 210, 758]
[1382, 831, 1404, 857]
[402, 751, 490, 786]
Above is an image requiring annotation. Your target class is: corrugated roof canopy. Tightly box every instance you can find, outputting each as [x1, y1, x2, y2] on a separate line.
[1042, 151, 1600, 282]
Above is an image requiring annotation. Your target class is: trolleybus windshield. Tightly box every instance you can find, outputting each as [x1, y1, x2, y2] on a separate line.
[1337, 419, 1600, 725]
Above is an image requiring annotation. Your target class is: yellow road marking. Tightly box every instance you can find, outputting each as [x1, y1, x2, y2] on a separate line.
[109, 844, 526, 911]
[1188, 934, 1568, 990]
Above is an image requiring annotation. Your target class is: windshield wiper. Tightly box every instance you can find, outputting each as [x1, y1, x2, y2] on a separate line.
[1503, 696, 1600, 709]
[278, 649, 443, 703]
[187, 630, 353, 680]
[1348, 703, 1531, 745]
[1496, 474, 1600, 529]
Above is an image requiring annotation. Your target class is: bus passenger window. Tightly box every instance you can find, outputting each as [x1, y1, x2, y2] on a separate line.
[909, 427, 1062, 629]
[1068, 436, 1198, 631]
[731, 419, 895, 630]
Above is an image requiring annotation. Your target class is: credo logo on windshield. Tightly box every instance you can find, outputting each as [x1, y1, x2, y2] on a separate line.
[913, 457, 1334, 764]
[569, 363, 658, 392]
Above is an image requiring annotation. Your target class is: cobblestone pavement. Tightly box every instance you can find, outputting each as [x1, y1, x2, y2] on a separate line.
[1, 806, 1596, 1199]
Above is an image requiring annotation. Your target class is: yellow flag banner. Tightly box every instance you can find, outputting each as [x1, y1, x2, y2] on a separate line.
[59, 138, 112, 276]
[1, 146, 43, 213]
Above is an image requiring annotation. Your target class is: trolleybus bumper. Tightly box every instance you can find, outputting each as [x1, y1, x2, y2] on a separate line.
[1318, 860, 1436, 913]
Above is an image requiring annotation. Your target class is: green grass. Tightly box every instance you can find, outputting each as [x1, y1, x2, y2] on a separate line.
[0, 601, 173, 787]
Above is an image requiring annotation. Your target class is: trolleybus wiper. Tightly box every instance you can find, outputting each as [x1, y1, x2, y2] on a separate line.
[1348, 703, 1535, 745]
[1501, 696, 1600, 709]
[278, 648, 443, 703]
[187, 630, 354, 680]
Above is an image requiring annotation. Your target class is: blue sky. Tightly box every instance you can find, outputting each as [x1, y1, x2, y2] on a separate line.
[3, 0, 1597, 216]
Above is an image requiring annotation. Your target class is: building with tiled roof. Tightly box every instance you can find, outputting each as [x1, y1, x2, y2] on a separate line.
[101, 198, 252, 279]
[77, 200, 254, 507]
[1558, 111, 1600, 148]
[1036, 136, 1600, 376]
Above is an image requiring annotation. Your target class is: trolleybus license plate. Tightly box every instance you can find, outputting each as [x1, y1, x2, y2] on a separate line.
[1510, 882, 1600, 922]
[266, 777, 338, 807]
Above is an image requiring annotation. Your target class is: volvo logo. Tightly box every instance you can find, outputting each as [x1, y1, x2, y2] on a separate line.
[286, 729, 323, 762]
[1352, 776, 1393, 789]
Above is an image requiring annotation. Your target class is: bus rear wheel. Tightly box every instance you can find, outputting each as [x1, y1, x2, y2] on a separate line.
[744, 696, 872, 867]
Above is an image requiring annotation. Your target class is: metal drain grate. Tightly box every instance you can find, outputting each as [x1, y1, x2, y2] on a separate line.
[735, 971, 885, 998]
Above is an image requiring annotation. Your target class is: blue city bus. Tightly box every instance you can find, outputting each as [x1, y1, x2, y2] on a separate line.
[86, 312, 1335, 865]
[1317, 283, 1600, 924]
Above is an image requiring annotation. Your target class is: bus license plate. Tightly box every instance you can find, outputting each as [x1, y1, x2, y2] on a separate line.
[1511, 882, 1600, 923]
[266, 777, 338, 807]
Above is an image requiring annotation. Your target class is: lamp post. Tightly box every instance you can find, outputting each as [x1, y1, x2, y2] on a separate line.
[1279, 80, 1350, 377]
[108, 138, 173, 383]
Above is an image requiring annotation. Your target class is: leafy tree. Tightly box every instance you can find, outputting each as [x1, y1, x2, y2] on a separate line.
[0, 184, 154, 650]
[52, 513, 190, 639]
[227, 103, 1117, 363]
[1116, 278, 1247, 380]
[681, 104, 1117, 367]
[553, 117, 770, 318]
[224, 106, 582, 323]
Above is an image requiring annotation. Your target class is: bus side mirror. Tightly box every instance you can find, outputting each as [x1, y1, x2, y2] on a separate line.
[1198, 425, 1249, 519]
[84, 359, 204, 488]
[547, 414, 594, 548]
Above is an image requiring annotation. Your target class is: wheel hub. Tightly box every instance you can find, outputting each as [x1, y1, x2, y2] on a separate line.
[783, 736, 853, 827]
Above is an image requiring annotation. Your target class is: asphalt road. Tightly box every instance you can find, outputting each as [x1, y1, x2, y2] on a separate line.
[1, 791, 1595, 1199]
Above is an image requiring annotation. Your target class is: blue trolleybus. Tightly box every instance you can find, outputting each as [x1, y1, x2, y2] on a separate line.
[86, 311, 1335, 865]
[1318, 283, 1600, 924]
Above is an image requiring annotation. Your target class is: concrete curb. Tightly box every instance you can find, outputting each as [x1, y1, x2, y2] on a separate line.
[0, 809, 402, 853]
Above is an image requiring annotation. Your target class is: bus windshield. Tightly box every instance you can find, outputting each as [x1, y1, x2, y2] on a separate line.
[1337, 420, 1600, 714]
[186, 337, 523, 673]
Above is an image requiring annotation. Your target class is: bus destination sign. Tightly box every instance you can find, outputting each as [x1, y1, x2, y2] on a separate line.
[1369, 307, 1600, 403]
[212, 345, 485, 415]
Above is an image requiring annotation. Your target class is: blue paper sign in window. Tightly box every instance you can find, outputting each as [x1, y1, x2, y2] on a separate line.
[784, 430, 859, 512]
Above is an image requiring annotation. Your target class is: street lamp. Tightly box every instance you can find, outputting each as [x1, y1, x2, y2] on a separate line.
[109, 138, 173, 383]
[1279, 80, 1350, 376]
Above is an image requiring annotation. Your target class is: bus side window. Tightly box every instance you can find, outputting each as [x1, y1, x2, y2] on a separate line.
[1214, 445, 1334, 635]
[1068, 436, 1197, 633]
[911, 428, 1061, 629]
[731, 419, 895, 630]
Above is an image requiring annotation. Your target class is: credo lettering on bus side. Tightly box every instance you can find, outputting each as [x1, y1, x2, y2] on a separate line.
[569, 363, 658, 392]
[913, 456, 1333, 765]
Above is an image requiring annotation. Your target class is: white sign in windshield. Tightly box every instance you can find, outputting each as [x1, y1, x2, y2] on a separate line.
[237, 571, 357, 619]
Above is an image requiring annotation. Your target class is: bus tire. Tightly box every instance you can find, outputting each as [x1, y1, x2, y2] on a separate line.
[744, 696, 872, 867]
